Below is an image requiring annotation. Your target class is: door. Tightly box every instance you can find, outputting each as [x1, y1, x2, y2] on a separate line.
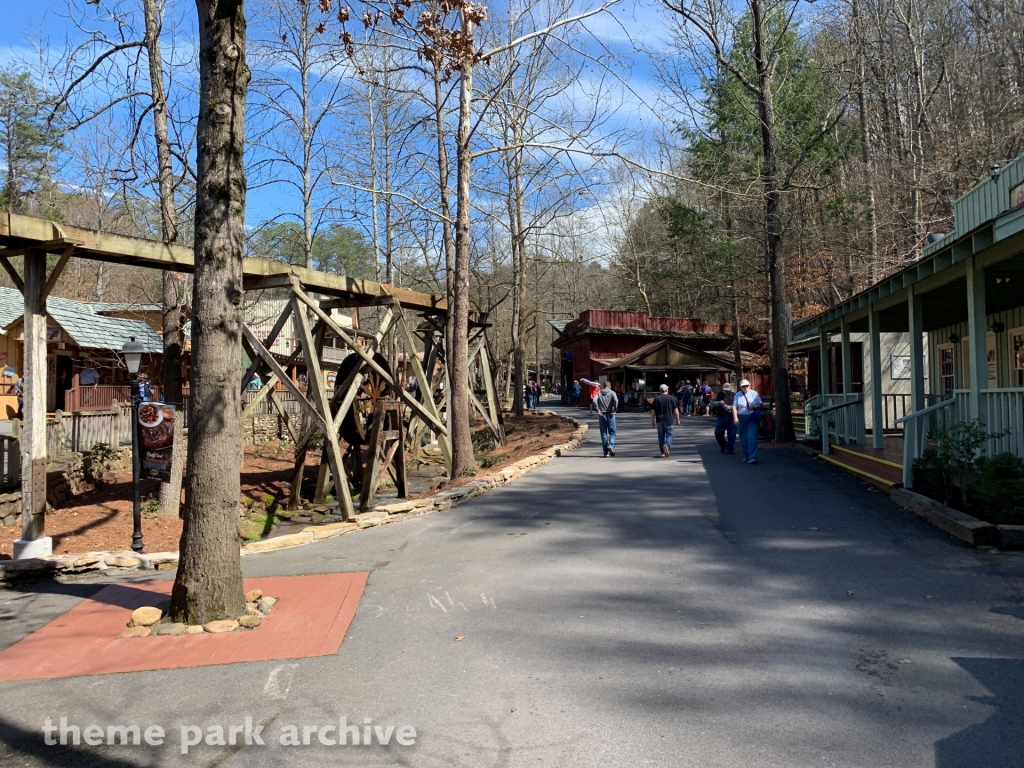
[55, 355, 73, 412]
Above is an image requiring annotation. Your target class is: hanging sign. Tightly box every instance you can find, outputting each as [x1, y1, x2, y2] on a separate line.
[138, 402, 177, 483]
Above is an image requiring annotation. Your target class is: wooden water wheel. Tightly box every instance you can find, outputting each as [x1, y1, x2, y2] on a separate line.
[337, 351, 394, 446]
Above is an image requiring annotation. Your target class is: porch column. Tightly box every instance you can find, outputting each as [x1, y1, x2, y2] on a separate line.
[868, 304, 884, 449]
[907, 288, 925, 413]
[14, 251, 51, 559]
[818, 327, 829, 396]
[966, 259, 987, 421]
[841, 320, 853, 394]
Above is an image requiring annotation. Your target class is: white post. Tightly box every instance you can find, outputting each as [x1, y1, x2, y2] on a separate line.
[868, 304, 884, 449]
[966, 259, 987, 422]
[818, 327, 830, 396]
[908, 288, 925, 413]
[841, 320, 853, 394]
[14, 251, 51, 559]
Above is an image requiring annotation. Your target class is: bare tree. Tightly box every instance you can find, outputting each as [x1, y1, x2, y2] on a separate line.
[169, 0, 249, 625]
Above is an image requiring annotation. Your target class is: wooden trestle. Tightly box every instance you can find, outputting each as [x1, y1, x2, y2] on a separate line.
[0, 213, 507, 548]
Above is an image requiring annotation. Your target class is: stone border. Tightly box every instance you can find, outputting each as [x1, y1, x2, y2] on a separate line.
[1, 413, 588, 581]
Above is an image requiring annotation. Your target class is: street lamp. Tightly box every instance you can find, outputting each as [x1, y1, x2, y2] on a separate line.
[120, 336, 145, 553]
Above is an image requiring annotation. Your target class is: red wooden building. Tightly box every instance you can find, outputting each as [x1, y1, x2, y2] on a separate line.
[550, 310, 759, 404]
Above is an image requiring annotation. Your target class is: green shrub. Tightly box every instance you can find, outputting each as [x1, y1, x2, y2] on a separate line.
[971, 452, 1024, 525]
[83, 442, 120, 486]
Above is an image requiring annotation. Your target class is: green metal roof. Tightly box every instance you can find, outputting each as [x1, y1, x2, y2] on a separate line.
[792, 152, 1024, 341]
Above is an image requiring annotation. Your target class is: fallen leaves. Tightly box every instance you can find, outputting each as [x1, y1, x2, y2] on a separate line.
[455, 636, 464, 642]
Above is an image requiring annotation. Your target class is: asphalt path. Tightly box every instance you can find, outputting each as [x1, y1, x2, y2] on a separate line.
[2, 399, 1023, 767]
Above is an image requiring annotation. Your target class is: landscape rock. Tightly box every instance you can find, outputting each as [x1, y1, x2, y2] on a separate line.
[185, 625, 205, 634]
[256, 597, 277, 615]
[154, 623, 188, 636]
[130, 606, 163, 627]
[104, 553, 142, 569]
[245, 588, 263, 602]
[245, 603, 261, 616]
[238, 615, 262, 629]
[203, 620, 239, 633]
[119, 626, 152, 638]
[147, 552, 179, 570]
[244, 532, 313, 553]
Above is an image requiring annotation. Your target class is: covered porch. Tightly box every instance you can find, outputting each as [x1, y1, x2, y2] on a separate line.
[792, 152, 1024, 488]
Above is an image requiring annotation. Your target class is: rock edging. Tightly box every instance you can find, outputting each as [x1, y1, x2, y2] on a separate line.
[238, 413, 589, 554]
[1, 413, 588, 579]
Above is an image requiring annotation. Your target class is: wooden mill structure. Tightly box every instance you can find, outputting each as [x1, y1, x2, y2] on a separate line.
[0, 213, 505, 557]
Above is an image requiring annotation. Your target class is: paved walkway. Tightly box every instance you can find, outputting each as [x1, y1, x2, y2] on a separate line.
[1, 400, 1023, 767]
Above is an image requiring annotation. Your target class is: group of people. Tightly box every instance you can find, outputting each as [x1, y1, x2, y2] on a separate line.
[523, 380, 541, 412]
[674, 380, 715, 416]
[582, 376, 764, 464]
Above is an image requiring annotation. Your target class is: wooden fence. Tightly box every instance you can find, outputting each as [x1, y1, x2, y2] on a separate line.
[64, 385, 163, 412]
[45, 407, 132, 459]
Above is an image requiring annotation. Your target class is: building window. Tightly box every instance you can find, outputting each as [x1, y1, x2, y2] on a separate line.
[938, 344, 955, 395]
[1011, 330, 1024, 387]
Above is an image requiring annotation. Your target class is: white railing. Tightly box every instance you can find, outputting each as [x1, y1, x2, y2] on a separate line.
[896, 398, 956, 488]
[953, 388, 1024, 458]
[818, 396, 865, 455]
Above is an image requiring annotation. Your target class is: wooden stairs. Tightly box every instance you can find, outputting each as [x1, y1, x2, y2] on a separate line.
[817, 443, 903, 490]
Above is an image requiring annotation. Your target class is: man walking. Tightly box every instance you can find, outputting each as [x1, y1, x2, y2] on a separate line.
[733, 378, 763, 464]
[571, 380, 581, 406]
[591, 380, 618, 457]
[714, 382, 737, 454]
[650, 383, 680, 457]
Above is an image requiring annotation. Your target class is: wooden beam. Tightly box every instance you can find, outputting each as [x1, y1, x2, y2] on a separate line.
[41, 246, 75, 300]
[391, 301, 452, 470]
[292, 285, 448, 436]
[241, 325, 322, 427]
[291, 295, 355, 520]
[0, 254, 24, 293]
[240, 302, 295, 390]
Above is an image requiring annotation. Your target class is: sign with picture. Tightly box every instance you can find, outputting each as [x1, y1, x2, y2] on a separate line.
[1012, 179, 1024, 210]
[137, 402, 177, 483]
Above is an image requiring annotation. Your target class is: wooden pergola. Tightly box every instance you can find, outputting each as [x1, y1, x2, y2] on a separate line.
[0, 213, 504, 558]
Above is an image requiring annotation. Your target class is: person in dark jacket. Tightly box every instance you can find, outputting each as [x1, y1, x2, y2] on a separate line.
[714, 382, 737, 454]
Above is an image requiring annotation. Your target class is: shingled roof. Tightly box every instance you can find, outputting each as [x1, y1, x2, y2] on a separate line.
[0, 287, 164, 353]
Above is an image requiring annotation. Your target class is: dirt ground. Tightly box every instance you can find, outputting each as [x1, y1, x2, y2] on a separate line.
[0, 411, 576, 558]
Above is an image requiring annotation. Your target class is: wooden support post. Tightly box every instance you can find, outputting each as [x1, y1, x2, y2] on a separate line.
[14, 251, 50, 559]
[908, 288, 925, 413]
[41, 246, 75, 300]
[818, 327, 830, 396]
[360, 401, 406, 511]
[478, 337, 505, 444]
[868, 305, 884, 449]
[966, 258, 987, 422]
[291, 295, 355, 521]
[840, 320, 852, 395]
[0, 253, 24, 293]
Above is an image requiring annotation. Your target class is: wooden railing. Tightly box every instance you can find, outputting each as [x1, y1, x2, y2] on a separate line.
[0, 420, 20, 489]
[64, 385, 163, 412]
[950, 388, 1024, 458]
[896, 399, 957, 488]
[45, 407, 133, 458]
[817, 396, 865, 455]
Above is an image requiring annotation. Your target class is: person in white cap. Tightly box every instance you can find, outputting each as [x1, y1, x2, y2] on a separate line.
[733, 379, 763, 464]
[649, 383, 680, 457]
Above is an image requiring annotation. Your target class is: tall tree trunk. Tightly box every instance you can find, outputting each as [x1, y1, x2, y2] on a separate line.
[144, 0, 186, 520]
[170, 0, 249, 625]
[751, 0, 793, 442]
[509, 151, 525, 417]
[851, 0, 878, 282]
[449, 11, 477, 477]
[432, 64, 456, 374]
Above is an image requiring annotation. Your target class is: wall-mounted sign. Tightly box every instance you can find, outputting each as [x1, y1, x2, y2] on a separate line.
[1012, 179, 1024, 210]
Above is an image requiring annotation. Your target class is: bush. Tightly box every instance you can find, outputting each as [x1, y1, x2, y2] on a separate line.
[971, 452, 1024, 525]
[83, 442, 120, 486]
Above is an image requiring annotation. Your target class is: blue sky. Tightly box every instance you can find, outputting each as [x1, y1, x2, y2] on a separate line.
[1, 0, 672, 239]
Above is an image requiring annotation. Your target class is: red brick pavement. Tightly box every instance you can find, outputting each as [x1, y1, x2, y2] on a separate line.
[0, 572, 368, 682]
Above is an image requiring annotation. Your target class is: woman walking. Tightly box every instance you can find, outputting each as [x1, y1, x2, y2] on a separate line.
[733, 379, 763, 464]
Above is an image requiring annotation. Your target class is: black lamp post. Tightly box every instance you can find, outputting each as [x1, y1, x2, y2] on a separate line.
[121, 337, 145, 553]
